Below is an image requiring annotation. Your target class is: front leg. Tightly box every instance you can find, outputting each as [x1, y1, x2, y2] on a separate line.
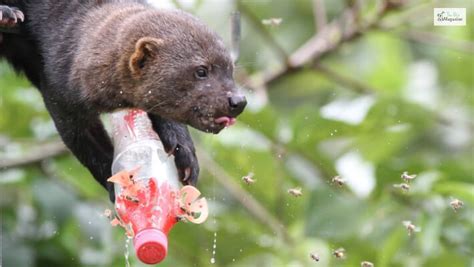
[0, 5, 24, 27]
[148, 113, 199, 186]
[43, 97, 115, 201]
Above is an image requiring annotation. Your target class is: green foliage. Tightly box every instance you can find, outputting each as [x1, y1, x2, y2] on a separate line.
[1, 0, 473, 267]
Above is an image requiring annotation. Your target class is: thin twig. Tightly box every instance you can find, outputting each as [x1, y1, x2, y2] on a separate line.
[230, 11, 242, 63]
[196, 146, 293, 243]
[395, 30, 474, 54]
[237, 1, 289, 63]
[313, 63, 376, 94]
[312, 0, 327, 32]
[170, 0, 185, 10]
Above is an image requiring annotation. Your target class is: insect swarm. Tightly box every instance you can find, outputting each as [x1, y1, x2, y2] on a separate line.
[288, 187, 303, 197]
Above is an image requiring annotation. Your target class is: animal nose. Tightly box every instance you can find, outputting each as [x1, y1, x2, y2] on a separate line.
[228, 95, 247, 116]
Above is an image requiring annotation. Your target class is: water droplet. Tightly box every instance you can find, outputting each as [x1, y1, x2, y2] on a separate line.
[89, 236, 94, 240]
[125, 236, 132, 267]
[88, 221, 92, 225]
[120, 91, 123, 94]
[210, 232, 218, 264]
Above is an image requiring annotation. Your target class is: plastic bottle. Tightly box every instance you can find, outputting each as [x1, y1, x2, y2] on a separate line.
[109, 109, 182, 265]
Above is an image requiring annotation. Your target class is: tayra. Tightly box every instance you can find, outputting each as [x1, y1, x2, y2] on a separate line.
[0, 0, 246, 201]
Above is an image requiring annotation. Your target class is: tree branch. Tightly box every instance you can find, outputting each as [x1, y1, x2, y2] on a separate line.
[0, 140, 69, 169]
[259, 1, 402, 87]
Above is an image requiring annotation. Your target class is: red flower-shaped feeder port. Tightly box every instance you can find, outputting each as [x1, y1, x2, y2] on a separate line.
[106, 169, 208, 264]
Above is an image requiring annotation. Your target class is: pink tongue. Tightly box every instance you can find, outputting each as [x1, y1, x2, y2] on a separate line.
[215, 117, 236, 127]
[228, 118, 237, 126]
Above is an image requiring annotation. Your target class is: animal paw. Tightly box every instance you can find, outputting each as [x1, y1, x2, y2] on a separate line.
[0, 5, 24, 26]
[148, 114, 200, 186]
[172, 137, 199, 186]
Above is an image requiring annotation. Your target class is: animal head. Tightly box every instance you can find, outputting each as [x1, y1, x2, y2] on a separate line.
[127, 10, 246, 133]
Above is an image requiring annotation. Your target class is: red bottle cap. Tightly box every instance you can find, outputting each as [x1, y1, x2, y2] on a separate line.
[134, 228, 168, 264]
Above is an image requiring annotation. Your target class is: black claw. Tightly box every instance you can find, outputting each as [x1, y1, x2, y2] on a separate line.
[148, 113, 200, 187]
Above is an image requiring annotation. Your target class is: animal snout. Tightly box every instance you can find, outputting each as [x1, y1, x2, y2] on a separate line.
[228, 95, 247, 116]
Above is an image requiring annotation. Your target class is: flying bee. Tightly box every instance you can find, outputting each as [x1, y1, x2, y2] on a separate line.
[401, 171, 417, 183]
[262, 18, 283, 27]
[393, 183, 410, 192]
[103, 209, 113, 219]
[403, 221, 421, 236]
[331, 175, 345, 186]
[361, 261, 374, 267]
[288, 187, 303, 197]
[309, 252, 320, 262]
[242, 172, 256, 185]
[176, 215, 188, 223]
[450, 198, 464, 212]
[125, 195, 140, 203]
[332, 248, 345, 259]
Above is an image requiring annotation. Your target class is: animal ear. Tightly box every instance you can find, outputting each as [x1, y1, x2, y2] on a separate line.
[129, 37, 163, 76]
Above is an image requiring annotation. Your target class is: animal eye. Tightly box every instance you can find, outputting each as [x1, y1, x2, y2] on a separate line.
[194, 66, 208, 79]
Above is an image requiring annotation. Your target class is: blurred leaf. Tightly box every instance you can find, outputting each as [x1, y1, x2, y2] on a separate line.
[377, 227, 405, 267]
[433, 182, 474, 204]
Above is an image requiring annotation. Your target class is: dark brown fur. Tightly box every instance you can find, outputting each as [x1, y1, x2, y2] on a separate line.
[0, 0, 246, 201]
[70, 2, 243, 133]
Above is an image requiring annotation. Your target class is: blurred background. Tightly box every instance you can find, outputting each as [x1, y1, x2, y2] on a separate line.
[1, 0, 473, 266]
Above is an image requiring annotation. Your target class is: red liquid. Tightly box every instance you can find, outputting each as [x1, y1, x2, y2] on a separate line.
[114, 178, 183, 264]
[115, 178, 181, 236]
